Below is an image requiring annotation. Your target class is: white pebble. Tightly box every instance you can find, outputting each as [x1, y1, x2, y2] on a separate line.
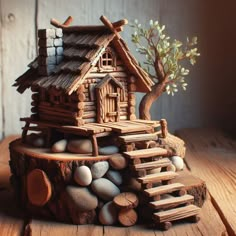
[171, 156, 184, 171]
[51, 139, 67, 153]
[74, 166, 92, 186]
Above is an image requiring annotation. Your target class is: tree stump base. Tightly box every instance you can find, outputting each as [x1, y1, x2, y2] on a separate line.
[9, 138, 110, 224]
[9, 137, 205, 228]
[170, 169, 207, 207]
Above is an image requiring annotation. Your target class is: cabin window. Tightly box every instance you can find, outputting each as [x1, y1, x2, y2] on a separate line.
[99, 48, 116, 69]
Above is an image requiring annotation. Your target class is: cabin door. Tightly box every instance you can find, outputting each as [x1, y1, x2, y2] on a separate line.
[96, 75, 124, 123]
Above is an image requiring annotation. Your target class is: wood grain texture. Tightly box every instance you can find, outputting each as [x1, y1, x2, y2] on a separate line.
[177, 128, 236, 236]
[0, 189, 24, 236]
[28, 220, 104, 236]
[0, 137, 25, 236]
[0, 134, 229, 236]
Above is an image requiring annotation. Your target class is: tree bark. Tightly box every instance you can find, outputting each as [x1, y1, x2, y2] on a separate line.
[139, 81, 166, 120]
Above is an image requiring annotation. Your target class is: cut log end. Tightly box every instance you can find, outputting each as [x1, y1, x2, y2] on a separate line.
[161, 221, 172, 231]
[26, 169, 52, 206]
[118, 208, 138, 227]
[113, 192, 139, 209]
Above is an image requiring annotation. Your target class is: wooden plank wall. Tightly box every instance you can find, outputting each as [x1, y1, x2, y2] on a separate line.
[0, 0, 235, 139]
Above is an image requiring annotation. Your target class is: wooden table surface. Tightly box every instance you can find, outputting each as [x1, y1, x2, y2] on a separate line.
[0, 129, 235, 236]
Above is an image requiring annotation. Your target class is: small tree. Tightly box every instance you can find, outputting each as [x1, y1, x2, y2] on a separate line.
[130, 19, 200, 120]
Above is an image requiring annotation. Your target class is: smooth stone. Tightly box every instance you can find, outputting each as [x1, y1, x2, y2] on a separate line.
[91, 161, 109, 179]
[99, 201, 118, 225]
[32, 136, 45, 147]
[91, 178, 120, 201]
[99, 145, 119, 155]
[74, 166, 92, 186]
[148, 167, 161, 174]
[67, 139, 92, 154]
[171, 156, 184, 171]
[66, 186, 98, 211]
[109, 154, 128, 170]
[106, 170, 123, 185]
[51, 139, 67, 153]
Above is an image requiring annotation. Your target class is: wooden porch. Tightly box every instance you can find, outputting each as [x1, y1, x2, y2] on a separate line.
[20, 118, 166, 156]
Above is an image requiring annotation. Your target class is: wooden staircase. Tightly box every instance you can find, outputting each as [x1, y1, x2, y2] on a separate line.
[123, 145, 200, 230]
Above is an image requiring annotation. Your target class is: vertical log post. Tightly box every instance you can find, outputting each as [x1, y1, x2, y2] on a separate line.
[160, 119, 168, 138]
[91, 134, 99, 156]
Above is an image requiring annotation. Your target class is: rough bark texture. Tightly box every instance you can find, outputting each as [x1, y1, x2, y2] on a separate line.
[139, 82, 166, 120]
[158, 133, 186, 158]
[9, 139, 99, 224]
[171, 170, 207, 207]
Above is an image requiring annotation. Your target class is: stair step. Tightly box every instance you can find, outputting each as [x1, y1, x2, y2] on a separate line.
[119, 133, 158, 143]
[132, 158, 171, 171]
[144, 183, 185, 197]
[153, 204, 200, 223]
[123, 147, 168, 159]
[149, 194, 194, 210]
[138, 171, 178, 184]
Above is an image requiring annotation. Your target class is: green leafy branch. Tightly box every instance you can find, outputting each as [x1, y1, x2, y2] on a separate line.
[130, 19, 200, 96]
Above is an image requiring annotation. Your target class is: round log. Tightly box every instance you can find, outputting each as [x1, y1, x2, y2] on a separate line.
[113, 192, 139, 209]
[129, 114, 136, 121]
[118, 208, 138, 226]
[128, 84, 136, 92]
[129, 106, 135, 114]
[129, 99, 136, 106]
[26, 169, 52, 206]
[76, 85, 85, 93]
[161, 221, 172, 231]
[31, 93, 39, 101]
[31, 107, 38, 113]
[77, 102, 85, 110]
[78, 93, 86, 102]
[128, 93, 135, 99]
[75, 118, 84, 126]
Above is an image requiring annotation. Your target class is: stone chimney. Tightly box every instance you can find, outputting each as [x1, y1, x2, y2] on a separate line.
[37, 28, 63, 76]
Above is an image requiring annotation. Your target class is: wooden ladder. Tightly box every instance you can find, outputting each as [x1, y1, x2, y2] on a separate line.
[123, 147, 200, 230]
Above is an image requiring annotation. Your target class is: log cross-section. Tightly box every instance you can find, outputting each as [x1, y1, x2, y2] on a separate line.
[26, 169, 52, 206]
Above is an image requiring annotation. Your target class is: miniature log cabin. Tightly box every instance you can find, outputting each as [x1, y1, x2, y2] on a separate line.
[9, 15, 202, 230]
[15, 16, 153, 125]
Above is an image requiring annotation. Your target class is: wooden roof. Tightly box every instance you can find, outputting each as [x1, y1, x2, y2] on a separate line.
[14, 16, 154, 94]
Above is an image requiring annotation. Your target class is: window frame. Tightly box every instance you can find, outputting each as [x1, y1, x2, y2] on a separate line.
[99, 48, 116, 71]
